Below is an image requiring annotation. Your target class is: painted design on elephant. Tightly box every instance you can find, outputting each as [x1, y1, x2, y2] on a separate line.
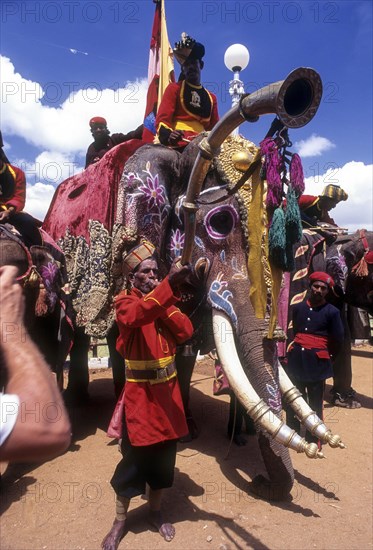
[231, 256, 247, 279]
[138, 169, 166, 209]
[266, 382, 282, 413]
[203, 204, 239, 241]
[194, 235, 205, 251]
[174, 196, 184, 223]
[208, 272, 238, 327]
[39, 261, 59, 310]
[169, 228, 185, 259]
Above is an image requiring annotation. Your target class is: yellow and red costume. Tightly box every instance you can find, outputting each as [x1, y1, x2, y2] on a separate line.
[115, 276, 193, 446]
[156, 80, 219, 148]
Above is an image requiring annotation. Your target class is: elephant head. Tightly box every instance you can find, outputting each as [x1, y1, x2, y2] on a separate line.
[339, 230, 373, 315]
[0, 225, 73, 382]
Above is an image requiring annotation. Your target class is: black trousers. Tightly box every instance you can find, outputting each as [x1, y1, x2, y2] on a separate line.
[111, 433, 177, 499]
[286, 380, 325, 444]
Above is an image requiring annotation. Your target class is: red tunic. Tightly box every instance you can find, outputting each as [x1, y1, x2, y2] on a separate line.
[156, 80, 219, 148]
[115, 277, 194, 446]
[0, 164, 26, 212]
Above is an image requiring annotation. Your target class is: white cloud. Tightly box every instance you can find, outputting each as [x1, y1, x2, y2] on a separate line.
[1, 55, 147, 155]
[294, 134, 336, 157]
[25, 182, 57, 221]
[305, 161, 373, 233]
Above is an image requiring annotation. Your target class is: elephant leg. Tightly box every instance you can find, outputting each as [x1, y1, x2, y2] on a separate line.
[176, 351, 198, 441]
[107, 323, 125, 398]
[332, 308, 361, 408]
[227, 395, 246, 446]
[65, 327, 90, 402]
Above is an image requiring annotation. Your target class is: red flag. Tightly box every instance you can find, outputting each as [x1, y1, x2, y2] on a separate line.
[142, 0, 174, 143]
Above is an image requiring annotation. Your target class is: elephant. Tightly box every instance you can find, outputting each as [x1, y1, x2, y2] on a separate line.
[43, 67, 363, 501]
[0, 224, 73, 387]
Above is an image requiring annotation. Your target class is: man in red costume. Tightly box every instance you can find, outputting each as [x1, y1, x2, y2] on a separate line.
[298, 184, 348, 228]
[155, 34, 219, 149]
[85, 116, 143, 168]
[102, 241, 193, 549]
[0, 134, 42, 247]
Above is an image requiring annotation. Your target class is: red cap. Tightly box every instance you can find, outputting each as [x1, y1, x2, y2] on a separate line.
[309, 271, 334, 287]
[89, 116, 107, 127]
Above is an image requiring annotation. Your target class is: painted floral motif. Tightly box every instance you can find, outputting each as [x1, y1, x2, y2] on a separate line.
[40, 262, 59, 309]
[139, 171, 166, 209]
[124, 172, 142, 190]
[169, 228, 185, 258]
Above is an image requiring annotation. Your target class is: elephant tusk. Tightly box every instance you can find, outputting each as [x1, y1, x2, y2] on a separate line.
[212, 309, 324, 459]
[278, 363, 345, 449]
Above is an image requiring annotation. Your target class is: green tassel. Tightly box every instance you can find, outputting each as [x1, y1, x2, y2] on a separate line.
[269, 207, 287, 270]
[285, 185, 303, 245]
[285, 241, 295, 272]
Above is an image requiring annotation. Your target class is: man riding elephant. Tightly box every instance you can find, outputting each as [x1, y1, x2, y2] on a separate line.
[0, 132, 42, 248]
[155, 33, 219, 150]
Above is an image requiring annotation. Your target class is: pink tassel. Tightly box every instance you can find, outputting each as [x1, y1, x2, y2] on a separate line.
[260, 138, 283, 209]
[290, 154, 305, 196]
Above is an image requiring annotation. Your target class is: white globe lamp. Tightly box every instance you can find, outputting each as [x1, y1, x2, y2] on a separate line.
[224, 44, 250, 73]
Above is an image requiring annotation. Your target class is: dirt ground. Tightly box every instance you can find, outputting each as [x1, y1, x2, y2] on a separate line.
[1, 347, 372, 550]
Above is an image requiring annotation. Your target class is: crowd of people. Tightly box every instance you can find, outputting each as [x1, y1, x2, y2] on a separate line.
[0, 31, 371, 550]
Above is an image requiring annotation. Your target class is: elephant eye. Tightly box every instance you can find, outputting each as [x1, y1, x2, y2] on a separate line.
[204, 205, 239, 240]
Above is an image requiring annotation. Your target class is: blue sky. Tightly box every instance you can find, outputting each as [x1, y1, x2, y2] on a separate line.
[1, 0, 372, 231]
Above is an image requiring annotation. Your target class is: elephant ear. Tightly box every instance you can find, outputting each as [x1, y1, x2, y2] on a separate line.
[0, 230, 30, 277]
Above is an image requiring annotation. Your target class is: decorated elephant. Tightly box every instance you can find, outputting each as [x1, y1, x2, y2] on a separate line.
[44, 67, 363, 501]
[0, 225, 73, 386]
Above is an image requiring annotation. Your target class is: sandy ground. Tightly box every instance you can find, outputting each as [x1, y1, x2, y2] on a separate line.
[1, 347, 372, 550]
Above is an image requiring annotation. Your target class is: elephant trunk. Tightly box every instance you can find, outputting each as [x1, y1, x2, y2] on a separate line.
[212, 309, 324, 459]
[181, 67, 323, 264]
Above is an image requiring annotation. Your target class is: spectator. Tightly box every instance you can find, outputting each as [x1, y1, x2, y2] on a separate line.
[0, 265, 71, 462]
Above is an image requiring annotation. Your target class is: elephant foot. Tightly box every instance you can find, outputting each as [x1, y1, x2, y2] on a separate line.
[332, 390, 361, 409]
[248, 474, 292, 502]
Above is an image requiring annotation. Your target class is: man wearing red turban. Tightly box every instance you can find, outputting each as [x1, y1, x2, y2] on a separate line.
[285, 271, 344, 446]
[85, 117, 143, 168]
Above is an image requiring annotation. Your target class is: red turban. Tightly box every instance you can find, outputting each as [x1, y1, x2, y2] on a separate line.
[89, 116, 107, 127]
[309, 271, 334, 287]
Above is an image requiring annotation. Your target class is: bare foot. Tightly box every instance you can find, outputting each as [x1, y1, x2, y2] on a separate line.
[101, 519, 126, 550]
[149, 510, 175, 542]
